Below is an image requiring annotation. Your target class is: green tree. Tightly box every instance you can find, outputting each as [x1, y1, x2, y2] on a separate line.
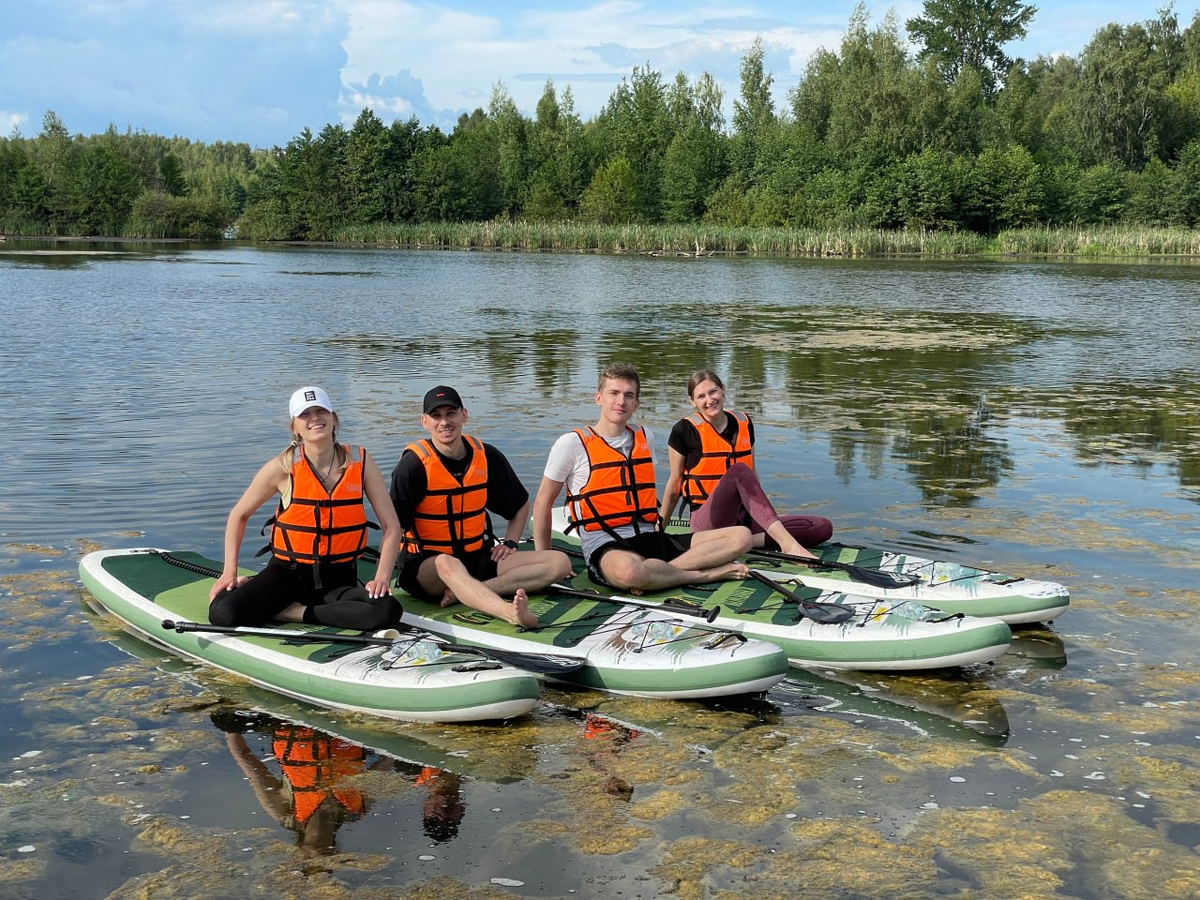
[1170, 137, 1200, 224]
[1076, 10, 1184, 167]
[1124, 156, 1180, 224]
[159, 151, 188, 197]
[962, 143, 1043, 230]
[70, 130, 140, 234]
[731, 37, 776, 179]
[345, 108, 391, 222]
[906, 0, 1037, 96]
[592, 65, 670, 220]
[579, 155, 638, 223]
[489, 84, 529, 217]
[661, 73, 728, 222]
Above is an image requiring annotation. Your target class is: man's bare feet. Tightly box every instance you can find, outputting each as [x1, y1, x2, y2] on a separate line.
[440, 588, 459, 608]
[697, 561, 750, 583]
[511, 589, 538, 628]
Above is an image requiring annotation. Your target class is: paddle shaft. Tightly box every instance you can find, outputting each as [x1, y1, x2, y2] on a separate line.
[748, 548, 920, 588]
[159, 620, 586, 674]
[548, 584, 721, 623]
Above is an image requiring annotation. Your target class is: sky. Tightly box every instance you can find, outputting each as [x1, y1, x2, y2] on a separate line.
[1, 0, 1194, 149]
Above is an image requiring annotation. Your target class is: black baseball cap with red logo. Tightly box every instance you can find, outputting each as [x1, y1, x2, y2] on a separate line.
[423, 385, 463, 413]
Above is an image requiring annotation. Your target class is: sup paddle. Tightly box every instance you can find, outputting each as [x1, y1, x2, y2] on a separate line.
[745, 570, 856, 624]
[548, 583, 722, 623]
[160, 620, 585, 675]
[748, 549, 921, 589]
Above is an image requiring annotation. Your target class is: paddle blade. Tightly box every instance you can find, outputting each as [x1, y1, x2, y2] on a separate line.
[441, 643, 586, 676]
[747, 570, 855, 625]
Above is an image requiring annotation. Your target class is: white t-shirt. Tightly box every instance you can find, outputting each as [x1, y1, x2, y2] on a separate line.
[543, 425, 657, 560]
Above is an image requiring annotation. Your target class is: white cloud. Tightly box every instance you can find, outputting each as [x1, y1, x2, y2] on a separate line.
[2, 110, 29, 135]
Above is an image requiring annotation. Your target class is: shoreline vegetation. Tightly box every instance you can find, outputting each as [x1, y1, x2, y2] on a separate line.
[10, 224, 1200, 259]
[5, 11, 1200, 253]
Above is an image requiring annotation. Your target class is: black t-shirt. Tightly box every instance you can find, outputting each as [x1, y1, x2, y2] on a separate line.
[389, 439, 529, 533]
[667, 413, 756, 470]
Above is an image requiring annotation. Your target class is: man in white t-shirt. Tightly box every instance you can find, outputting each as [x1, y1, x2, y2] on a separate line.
[532, 363, 752, 592]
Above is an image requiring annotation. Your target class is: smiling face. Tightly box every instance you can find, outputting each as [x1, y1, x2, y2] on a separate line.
[689, 378, 726, 423]
[421, 404, 468, 452]
[595, 377, 640, 429]
[292, 406, 336, 443]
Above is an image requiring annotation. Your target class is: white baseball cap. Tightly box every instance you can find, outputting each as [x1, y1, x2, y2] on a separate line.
[289, 386, 334, 418]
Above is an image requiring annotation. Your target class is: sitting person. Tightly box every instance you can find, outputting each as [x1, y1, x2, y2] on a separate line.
[389, 385, 573, 628]
[533, 362, 750, 593]
[208, 386, 403, 630]
[659, 370, 833, 559]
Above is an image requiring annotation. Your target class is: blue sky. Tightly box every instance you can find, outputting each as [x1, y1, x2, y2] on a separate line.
[1, 1, 1193, 148]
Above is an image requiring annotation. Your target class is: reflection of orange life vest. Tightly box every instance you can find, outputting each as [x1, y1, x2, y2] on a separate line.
[273, 727, 367, 828]
[405, 436, 488, 555]
[271, 445, 368, 566]
[681, 411, 754, 510]
[566, 426, 658, 534]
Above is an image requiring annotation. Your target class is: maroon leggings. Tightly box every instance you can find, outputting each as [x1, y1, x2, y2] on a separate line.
[688, 463, 833, 547]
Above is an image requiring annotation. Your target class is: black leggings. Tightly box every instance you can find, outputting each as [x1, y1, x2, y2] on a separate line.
[208, 558, 402, 631]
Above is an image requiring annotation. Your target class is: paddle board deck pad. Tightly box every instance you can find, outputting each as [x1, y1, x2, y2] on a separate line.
[369, 564, 789, 699]
[552, 508, 1068, 626]
[80, 549, 541, 723]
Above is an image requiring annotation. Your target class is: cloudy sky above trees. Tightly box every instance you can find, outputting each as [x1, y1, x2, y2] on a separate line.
[1, 0, 1187, 147]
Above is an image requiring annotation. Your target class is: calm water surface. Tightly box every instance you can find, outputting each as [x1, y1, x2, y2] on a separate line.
[2, 241, 1199, 899]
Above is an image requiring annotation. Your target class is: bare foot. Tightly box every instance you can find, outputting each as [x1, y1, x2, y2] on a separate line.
[780, 540, 817, 560]
[511, 589, 538, 628]
[697, 562, 750, 583]
[439, 588, 459, 608]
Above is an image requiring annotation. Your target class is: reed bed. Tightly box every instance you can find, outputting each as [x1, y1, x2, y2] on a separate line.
[330, 221, 1200, 259]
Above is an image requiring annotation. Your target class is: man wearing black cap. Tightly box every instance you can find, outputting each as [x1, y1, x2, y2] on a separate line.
[389, 386, 573, 627]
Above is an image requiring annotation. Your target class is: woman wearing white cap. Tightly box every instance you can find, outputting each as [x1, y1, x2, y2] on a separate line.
[208, 386, 403, 630]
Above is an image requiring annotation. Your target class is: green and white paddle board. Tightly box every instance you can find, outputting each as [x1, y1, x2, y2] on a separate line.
[546, 511, 1012, 671]
[370, 562, 789, 699]
[80, 548, 542, 723]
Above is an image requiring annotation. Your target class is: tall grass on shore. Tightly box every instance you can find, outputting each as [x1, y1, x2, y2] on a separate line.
[328, 221, 1200, 258]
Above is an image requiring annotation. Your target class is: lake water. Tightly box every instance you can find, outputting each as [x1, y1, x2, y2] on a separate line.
[2, 240, 1199, 899]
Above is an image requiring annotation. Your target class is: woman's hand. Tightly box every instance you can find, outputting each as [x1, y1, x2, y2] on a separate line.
[363, 578, 392, 599]
[209, 574, 248, 601]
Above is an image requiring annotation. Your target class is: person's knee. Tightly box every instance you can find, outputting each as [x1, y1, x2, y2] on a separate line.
[370, 595, 404, 629]
[728, 462, 754, 481]
[602, 554, 645, 590]
[207, 596, 236, 627]
[731, 525, 754, 554]
[551, 551, 574, 581]
[432, 553, 467, 582]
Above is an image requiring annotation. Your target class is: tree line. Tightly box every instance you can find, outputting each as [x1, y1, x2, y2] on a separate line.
[3, 2, 1200, 241]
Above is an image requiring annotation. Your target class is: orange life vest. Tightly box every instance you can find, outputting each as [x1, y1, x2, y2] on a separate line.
[273, 726, 367, 828]
[271, 445, 368, 566]
[681, 410, 754, 510]
[405, 436, 489, 555]
[566, 426, 659, 534]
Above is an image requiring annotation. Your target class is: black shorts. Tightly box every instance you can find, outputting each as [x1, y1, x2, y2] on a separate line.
[586, 532, 690, 587]
[397, 548, 499, 601]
